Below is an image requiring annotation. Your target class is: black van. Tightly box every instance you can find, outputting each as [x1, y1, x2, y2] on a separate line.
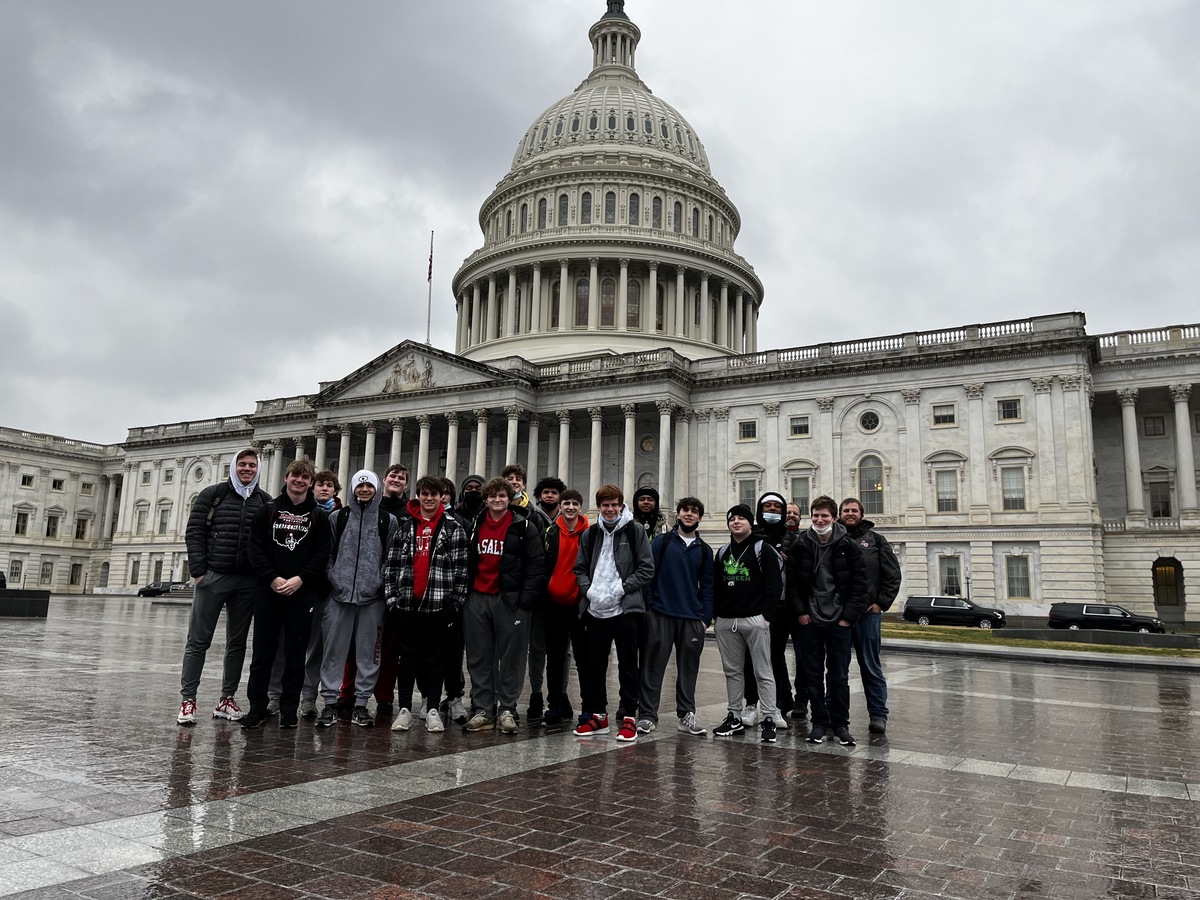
[902, 596, 1007, 629]
[1047, 603, 1165, 633]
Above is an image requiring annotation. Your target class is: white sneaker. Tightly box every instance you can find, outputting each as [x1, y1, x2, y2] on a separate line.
[497, 710, 519, 734]
[741, 706, 761, 727]
[774, 714, 788, 730]
[213, 696, 246, 721]
[390, 708, 412, 732]
[425, 709, 445, 733]
[636, 718, 656, 734]
[677, 712, 707, 736]
[449, 697, 468, 724]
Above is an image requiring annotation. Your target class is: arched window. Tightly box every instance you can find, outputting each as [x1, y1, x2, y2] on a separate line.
[554, 119, 564, 137]
[604, 191, 616, 224]
[710, 298, 718, 342]
[628, 193, 640, 225]
[513, 287, 522, 334]
[673, 201, 682, 233]
[607, 112, 617, 130]
[574, 278, 589, 327]
[496, 291, 505, 336]
[558, 194, 568, 227]
[550, 282, 560, 328]
[707, 214, 713, 240]
[537, 198, 547, 229]
[600, 277, 616, 327]
[589, 113, 598, 131]
[571, 114, 581, 133]
[652, 196, 662, 229]
[627, 280, 640, 329]
[581, 192, 592, 224]
[691, 208, 699, 237]
[519, 203, 528, 234]
[859, 456, 884, 515]
[625, 114, 635, 132]
[505, 210, 512, 237]
[643, 116, 653, 134]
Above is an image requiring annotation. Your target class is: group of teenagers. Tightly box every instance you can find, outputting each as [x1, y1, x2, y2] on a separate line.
[175, 446, 901, 747]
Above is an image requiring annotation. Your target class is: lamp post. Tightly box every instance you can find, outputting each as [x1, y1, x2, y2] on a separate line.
[965, 574, 972, 601]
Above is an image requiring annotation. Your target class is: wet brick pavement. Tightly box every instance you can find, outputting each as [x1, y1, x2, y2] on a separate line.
[1, 597, 1198, 899]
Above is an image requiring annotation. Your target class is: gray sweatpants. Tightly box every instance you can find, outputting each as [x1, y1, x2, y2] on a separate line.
[463, 591, 530, 715]
[714, 615, 780, 721]
[300, 596, 327, 703]
[638, 611, 706, 724]
[179, 570, 256, 700]
[320, 599, 385, 706]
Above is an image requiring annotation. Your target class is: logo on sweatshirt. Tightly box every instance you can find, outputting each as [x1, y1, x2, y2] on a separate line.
[272, 511, 311, 552]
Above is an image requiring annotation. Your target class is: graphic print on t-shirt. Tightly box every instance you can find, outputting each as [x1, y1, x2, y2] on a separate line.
[272, 511, 312, 552]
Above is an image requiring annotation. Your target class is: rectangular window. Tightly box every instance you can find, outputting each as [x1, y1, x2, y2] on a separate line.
[81, 482, 94, 496]
[1006, 556, 1031, 599]
[939, 557, 962, 596]
[935, 470, 958, 512]
[1143, 416, 1165, 437]
[153, 559, 164, 582]
[1149, 482, 1172, 518]
[738, 479, 757, 508]
[45, 515, 59, 539]
[20, 474, 34, 488]
[8, 560, 22, 582]
[790, 476, 810, 514]
[158, 508, 171, 535]
[789, 416, 810, 437]
[75, 518, 88, 540]
[14, 512, 29, 536]
[737, 420, 757, 441]
[69, 563, 83, 586]
[140, 470, 152, 485]
[932, 404, 956, 426]
[136, 508, 148, 535]
[40, 561, 53, 585]
[997, 399, 1022, 421]
[129, 559, 140, 585]
[163, 469, 174, 484]
[1001, 467, 1026, 510]
[51, 478, 65, 491]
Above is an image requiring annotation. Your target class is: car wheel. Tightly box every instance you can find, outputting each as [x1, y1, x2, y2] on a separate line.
[917, 615, 931, 626]
[1068, 624, 1080, 630]
[1137, 627, 1150, 633]
[978, 619, 993, 629]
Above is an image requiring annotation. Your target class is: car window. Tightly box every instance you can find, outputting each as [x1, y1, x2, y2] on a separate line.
[931, 599, 950, 608]
[955, 600, 970, 609]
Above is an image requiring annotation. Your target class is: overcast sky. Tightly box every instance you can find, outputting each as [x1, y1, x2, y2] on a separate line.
[3, 1, 1197, 443]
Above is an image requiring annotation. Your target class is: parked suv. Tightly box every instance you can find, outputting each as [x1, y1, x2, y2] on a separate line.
[903, 595, 1007, 629]
[137, 581, 187, 597]
[1048, 603, 1165, 633]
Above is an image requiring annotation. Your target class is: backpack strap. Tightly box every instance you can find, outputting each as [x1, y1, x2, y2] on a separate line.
[204, 482, 232, 527]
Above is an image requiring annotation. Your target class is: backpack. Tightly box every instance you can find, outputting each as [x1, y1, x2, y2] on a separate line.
[204, 482, 269, 526]
[331, 506, 392, 562]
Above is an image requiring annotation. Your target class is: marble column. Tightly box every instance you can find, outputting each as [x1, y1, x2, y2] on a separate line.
[261, 444, 276, 492]
[445, 412, 460, 488]
[717, 280, 729, 348]
[530, 262, 543, 333]
[617, 258, 629, 332]
[674, 407, 691, 501]
[455, 293, 467, 352]
[314, 426, 328, 470]
[901, 388, 924, 518]
[963, 383, 988, 518]
[474, 409, 489, 476]
[588, 406, 603, 506]
[557, 410, 572, 481]
[505, 406, 521, 464]
[587, 257, 600, 330]
[646, 262, 658, 334]
[363, 423, 377, 474]
[470, 282, 482, 347]
[621, 403, 637, 501]
[558, 259, 569, 332]
[417, 415, 431, 477]
[733, 290, 744, 354]
[1170, 384, 1197, 516]
[526, 415, 541, 488]
[337, 425, 352, 501]
[656, 400, 673, 502]
[103, 475, 118, 540]
[674, 267, 686, 338]
[486, 275, 498, 341]
[1031, 377, 1059, 510]
[507, 267, 518, 336]
[389, 418, 404, 466]
[748, 302, 757, 352]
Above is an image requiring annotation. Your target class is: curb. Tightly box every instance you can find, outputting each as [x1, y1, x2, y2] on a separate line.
[882, 638, 1200, 671]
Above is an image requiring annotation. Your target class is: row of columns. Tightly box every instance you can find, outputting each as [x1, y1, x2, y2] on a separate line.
[455, 260, 759, 355]
[1117, 384, 1198, 519]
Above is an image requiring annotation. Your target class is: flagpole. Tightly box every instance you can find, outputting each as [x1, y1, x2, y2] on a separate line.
[425, 230, 434, 346]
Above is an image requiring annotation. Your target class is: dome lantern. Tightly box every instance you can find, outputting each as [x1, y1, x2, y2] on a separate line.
[589, 1, 640, 74]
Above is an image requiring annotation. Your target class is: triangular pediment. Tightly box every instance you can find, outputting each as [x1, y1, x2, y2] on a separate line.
[314, 341, 523, 405]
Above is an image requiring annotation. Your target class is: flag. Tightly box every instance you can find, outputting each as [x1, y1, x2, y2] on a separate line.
[427, 231, 434, 283]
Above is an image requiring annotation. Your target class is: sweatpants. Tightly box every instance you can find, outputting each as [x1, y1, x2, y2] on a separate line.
[638, 611, 706, 724]
[179, 570, 256, 701]
[714, 615, 779, 721]
[799, 622, 852, 729]
[744, 617, 809, 716]
[581, 611, 641, 718]
[394, 608, 454, 713]
[247, 588, 314, 714]
[299, 596, 328, 703]
[462, 591, 530, 716]
[319, 599, 385, 707]
[543, 601, 586, 717]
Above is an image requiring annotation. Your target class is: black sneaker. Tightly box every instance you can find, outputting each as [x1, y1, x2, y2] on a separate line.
[833, 726, 856, 746]
[869, 717, 887, 735]
[761, 718, 777, 744]
[240, 708, 267, 729]
[315, 705, 337, 728]
[542, 709, 563, 729]
[713, 713, 745, 738]
[806, 725, 826, 744]
[278, 709, 298, 729]
[351, 706, 373, 727]
[526, 692, 544, 726]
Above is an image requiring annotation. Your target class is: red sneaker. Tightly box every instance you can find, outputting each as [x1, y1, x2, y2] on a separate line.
[213, 696, 246, 721]
[573, 713, 610, 736]
[615, 717, 638, 743]
[177, 699, 197, 725]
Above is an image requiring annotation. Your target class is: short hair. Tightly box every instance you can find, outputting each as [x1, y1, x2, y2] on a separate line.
[284, 459, 316, 480]
[385, 463, 408, 477]
[414, 476, 443, 496]
[500, 464, 526, 483]
[560, 488, 584, 505]
[482, 476, 514, 499]
[810, 495, 838, 516]
[839, 497, 863, 513]
[314, 470, 340, 490]
[595, 483, 624, 506]
[676, 496, 705, 517]
[439, 477, 456, 497]
[235, 448, 258, 463]
[534, 476, 566, 496]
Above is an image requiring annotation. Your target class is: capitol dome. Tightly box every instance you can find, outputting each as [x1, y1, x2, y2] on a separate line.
[452, 0, 763, 364]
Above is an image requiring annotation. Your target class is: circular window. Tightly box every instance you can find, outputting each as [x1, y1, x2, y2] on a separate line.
[193, 467, 205, 482]
[859, 411, 880, 433]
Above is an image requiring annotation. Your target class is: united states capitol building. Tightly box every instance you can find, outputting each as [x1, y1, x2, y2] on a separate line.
[2, 2, 1197, 624]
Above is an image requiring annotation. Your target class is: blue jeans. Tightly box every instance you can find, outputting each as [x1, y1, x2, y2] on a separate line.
[851, 612, 888, 719]
[798, 623, 852, 729]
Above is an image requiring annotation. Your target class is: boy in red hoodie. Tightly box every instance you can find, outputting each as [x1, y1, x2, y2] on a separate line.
[541, 488, 589, 729]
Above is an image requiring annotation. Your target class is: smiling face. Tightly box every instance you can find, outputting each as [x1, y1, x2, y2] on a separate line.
[727, 514, 752, 540]
[599, 498, 622, 523]
[786, 503, 802, 528]
[486, 489, 511, 519]
[839, 501, 862, 529]
[676, 504, 701, 530]
[418, 487, 441, 518]
[354, 482, 376, 503]
[504, 472, 525, 494]
[384, 469, 407, 497]
[284, 470, 313, 499]
[810, 508, 834, 529]
[559, 496, 581, 524]
[636, 494, 656, 513]
[234, 456, 258, 485]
